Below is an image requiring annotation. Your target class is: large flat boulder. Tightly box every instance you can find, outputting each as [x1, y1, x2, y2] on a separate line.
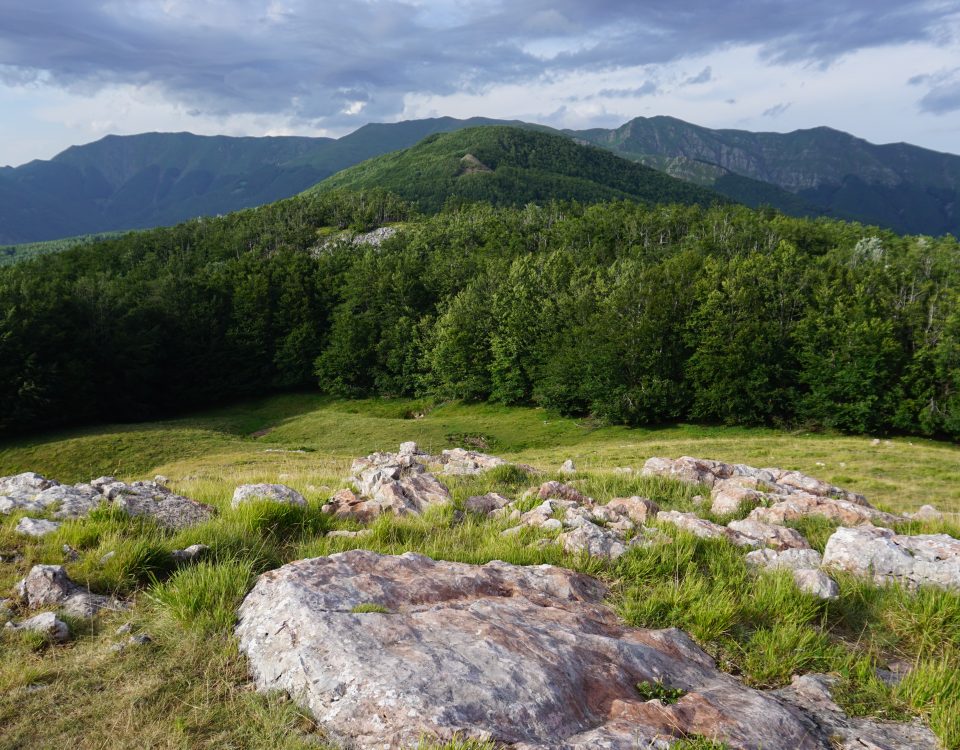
[237, 551, 935, 750]
[822, 525, 960, 590]
[748, 496, 902, 528]
[231, 483, 307, 509]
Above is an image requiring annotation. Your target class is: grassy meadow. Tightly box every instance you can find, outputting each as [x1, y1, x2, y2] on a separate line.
[1, 395, 959, 749]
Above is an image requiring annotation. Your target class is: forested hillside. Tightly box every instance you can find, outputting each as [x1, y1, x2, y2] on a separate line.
[309, 127, 725, 211]
[1, 188, 957, 440]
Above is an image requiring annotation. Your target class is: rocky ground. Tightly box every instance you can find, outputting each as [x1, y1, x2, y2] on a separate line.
[2, 443, 959, 749]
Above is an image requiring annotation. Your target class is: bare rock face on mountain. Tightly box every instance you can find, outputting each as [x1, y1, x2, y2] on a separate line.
[231, 483, 307, 509]
[823, 525, 960, 590]
[237, 550, 936, 750]
[15, 564, 124, 617]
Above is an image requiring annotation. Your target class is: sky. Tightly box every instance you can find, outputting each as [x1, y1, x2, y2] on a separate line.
[1, 0, 959, 167]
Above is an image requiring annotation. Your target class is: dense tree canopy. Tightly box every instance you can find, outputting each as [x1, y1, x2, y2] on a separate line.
[1, 188, 958, 441]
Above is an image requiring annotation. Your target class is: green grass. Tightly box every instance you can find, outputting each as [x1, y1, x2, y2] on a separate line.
[1, 394, 959, 748]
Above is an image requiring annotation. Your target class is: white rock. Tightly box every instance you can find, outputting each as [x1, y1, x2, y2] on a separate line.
[6, 612, 70, 643]
[15, 517, 62, 537]
[231, 483, 307, 509]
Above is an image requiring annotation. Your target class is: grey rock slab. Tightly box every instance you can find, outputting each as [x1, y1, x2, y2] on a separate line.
[464, 492, 513, 515]
[792, 569, 840, 600]
[439, 448, 507, 475]
[237, 550, 920, 750]
[822, 525, 960, 590]
[727, 518, 811, 550]
[15, 517, 62, 537]
[745, 547, 823, 572]
[231, 483, 307, 509]
[171, 544, 210, 564]
[775, 674, 939, 749]
[5, 612, 70, 643]
[16, 564, 124, 617]
[101, 480, 216, 529]
[657, 510, 757, 547]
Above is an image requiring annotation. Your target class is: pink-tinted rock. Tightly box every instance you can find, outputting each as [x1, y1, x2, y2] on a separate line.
[237, 551, 934, 750]
[727, 519, 811, 551]
[748, 495, 902, 527]
[604, 496, 660, 525]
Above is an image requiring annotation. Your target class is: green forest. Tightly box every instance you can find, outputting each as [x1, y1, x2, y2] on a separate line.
[1, 186, 958, 439]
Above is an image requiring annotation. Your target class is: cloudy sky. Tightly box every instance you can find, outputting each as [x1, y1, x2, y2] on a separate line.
[1, 0, 959, 166]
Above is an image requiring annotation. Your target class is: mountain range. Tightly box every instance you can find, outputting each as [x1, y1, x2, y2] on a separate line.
[2, 115, 958, 244]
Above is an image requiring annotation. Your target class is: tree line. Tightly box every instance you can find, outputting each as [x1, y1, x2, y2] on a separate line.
[1, 190, 957, 440]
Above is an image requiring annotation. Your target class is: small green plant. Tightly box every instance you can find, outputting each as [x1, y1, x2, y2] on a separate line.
[351, 603, 391, 614]
[635, 679, 687, 704]
[672, 737, 730, 750]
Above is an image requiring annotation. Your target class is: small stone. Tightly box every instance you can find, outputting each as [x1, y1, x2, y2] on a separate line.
[0, 598, 14, 623]
[464, 492, 512, 515]
[99, 551, 116, 565]
[540, 518, 563, 532]
[7, 612, 70, 643]
[116, 623, 133, 636]
[61, 544, 80, 561]
[171, 544, 210, 564]
[911, 504, 943, 522]
[792, 569, 840, 600]
[398, 442, 420, 456]
[559, 459, 576, 474]
[327, 529, 374, 539]
[871, 438, 881, 446]
[153, 475, 170, 485]
[15, 517, 61, 537]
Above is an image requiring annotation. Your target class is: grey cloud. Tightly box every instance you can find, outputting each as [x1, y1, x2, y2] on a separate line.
[597, 82, 659, 98]
[916, 69, 960, 113]
[763, 102, 791, 117]
[685, 66, 712, 85]
[0, 0, 956, 130]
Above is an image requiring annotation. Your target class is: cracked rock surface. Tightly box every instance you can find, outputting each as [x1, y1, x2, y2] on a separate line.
[236, 550, 936, 750]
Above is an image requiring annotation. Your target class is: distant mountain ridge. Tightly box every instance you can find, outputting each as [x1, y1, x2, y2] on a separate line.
[307, 126, 726, 211]
[2, 115, 958, 243]
[572, 116, 960, 235]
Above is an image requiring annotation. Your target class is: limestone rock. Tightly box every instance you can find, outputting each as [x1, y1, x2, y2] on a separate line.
[911, 504, 943, 522]
[557, 522, 633, 560]
[792, 569, 840, 600]
[560, 459, 576, 474]
[464, 492, 513, 515]
[231, 483, 307, 509]
[6, 612, 70, 643]
[237, 550, 923, 750]
[171, 544, 209, 564]
[16, 564, 123, 617]
[748, 495, 902, 528]
[745, 547, 823, 572]
[95, 479, 215, 529]
[398, 441, 421, 456]
[642, 458, 871, 516]
[727, 519, 811, 551]
[537, 481, 591, 504]
[745, 548, 839, 600]
[326, 529, 374, 539]
[349, 449, 452, 518]
[605, 496, 660, 525]
[439, 448, 507, 475]
[656, 510, 757, 547]
[775, 674, 938, 749]
[822, 525, 960, 590]
[15, 517, 62, 538]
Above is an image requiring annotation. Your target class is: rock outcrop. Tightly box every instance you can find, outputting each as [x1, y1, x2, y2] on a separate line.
[15, 517, 62, 537]
[336, 447, 452, 519]
[439, 448, 507, 476]
[0, 472, 215, 529]
[822, 525, 960, 590]
[15, 565, 124, 617]
[5, 611, 70, 643]
[237, 550, 935, 750]
[231, 483, 307, 509]
[745, 548, 839, 600]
